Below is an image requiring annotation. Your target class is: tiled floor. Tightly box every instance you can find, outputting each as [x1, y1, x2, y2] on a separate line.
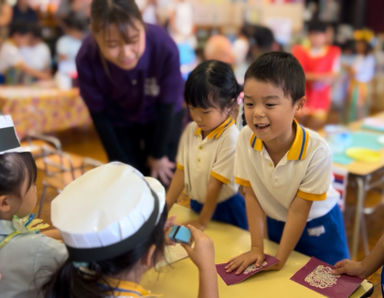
[34, 123, 383, 297]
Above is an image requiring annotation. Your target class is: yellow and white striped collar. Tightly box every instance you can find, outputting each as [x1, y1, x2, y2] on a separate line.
[105, 278, 161, 297]
[249, 119, 310, 161]
[194, 117, 234, 140]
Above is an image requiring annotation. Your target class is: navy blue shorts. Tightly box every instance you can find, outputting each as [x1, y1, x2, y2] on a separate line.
[190, 192, 248, 230]
[267, 204, 350, 265]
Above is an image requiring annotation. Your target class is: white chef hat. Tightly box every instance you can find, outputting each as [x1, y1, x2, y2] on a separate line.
[51, 162, 166, 262]
[0, 115, 25, 155]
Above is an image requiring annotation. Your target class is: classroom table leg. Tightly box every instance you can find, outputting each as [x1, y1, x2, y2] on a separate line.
[351, 176, 368, 259]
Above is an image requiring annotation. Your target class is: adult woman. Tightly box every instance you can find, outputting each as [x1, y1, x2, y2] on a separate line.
[76, 0, 184, 184]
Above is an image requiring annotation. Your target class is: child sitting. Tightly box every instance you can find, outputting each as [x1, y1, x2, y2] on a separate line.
[0, 115, 67, 297]
[43, 162, 218, 298]
[0, 21, 51, 84]
[166, 60, 247, 230]
[225, 52, 349, 274]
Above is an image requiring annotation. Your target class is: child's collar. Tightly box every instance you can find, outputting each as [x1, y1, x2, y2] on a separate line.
[194, 116, 234, 140]
[0, 214, 49, 249]
[249, 119, 310, 161]
[105, 277, 161, 297]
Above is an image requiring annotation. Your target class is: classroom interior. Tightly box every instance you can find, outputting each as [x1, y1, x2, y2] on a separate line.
[1, 0, 384, 296]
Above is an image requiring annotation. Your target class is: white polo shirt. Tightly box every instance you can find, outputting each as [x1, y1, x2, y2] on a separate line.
[235, 120, 338, 222]
[177, 117, 239, 203]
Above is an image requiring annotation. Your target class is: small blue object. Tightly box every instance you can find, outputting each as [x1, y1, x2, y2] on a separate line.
[168, 225, 191, 244]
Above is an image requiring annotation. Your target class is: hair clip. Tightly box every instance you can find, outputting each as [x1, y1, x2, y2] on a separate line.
[237, 91, 244, 104]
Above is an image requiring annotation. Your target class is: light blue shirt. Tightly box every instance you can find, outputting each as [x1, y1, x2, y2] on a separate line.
[0, 219, 68, 298]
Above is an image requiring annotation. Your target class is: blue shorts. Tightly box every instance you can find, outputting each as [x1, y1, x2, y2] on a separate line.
[190, 193, 248, 230]
[267, 204, 350, 265]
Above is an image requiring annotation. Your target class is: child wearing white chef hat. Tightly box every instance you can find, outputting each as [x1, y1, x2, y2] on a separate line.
[43, 162, 218, 298]
[0, 115, 67, 298]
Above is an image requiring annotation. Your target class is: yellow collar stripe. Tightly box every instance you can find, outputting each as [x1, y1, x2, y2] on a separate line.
[249, 133, 263, 151]
[287, 120, 309, 161]
[194, 117, 234, 139]
[105, 278, 161, 297]
[249, 120, 309, 160]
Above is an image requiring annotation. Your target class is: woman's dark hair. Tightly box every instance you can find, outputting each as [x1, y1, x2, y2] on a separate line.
[0, 152, 37, 197]
[244, 52, 305, 104]
[185, 60, 241, 111]
[43, 205, 168, 298]
[90, 0, 143, 43]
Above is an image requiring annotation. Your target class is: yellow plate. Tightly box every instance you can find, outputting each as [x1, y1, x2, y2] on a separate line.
[346, 147, 382, 163]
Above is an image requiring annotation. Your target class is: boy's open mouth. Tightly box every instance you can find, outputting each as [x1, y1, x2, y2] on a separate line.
[255, 123, 270, 129]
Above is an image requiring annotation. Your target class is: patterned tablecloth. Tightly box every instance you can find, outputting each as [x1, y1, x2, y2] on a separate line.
[0, 87, 91, 138]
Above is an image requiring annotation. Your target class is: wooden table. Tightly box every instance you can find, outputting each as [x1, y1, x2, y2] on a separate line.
[141, 204, 373, 298]
[0, 86, 91, 139]
[332, 112, 384, 259]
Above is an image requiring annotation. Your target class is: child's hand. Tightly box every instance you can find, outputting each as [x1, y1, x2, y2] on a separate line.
[184, 219, 206, 231]
[164, 216, 177, 245]
[333, 259, 365, 278]
[263, 260, 283, 271]
[225, 248, 264, 275]
[181, 224, 215, 270]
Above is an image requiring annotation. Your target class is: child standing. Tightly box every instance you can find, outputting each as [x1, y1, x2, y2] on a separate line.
[0, 115, 67, 297]
[225, 52, 349, 274]
[166, 60, 248, 230]
[345, 30, 376, 123]
[43, 162, 218, 298]
[292, 21, 341, 130]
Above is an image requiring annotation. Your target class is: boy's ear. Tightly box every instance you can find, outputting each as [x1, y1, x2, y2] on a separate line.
[0, 195, 12, 213]
[295, 96, 306, 111]
[142, 244, 157, 268]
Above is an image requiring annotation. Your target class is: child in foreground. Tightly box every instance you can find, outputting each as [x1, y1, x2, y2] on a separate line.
[166, 60, 247, 230]
[225, 52, 349, 274]
[0, 115, 67, 297]
[44, 162, 218, 298]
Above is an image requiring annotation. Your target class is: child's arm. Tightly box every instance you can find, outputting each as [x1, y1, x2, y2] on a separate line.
[17, 63, 52, 80]
[182, 225, 218, 298]
[225, 186, 265, 274]
[270, 196, 312, 270]
[166, 168, 185, 209]
[189, 176, 222, 230]
[334, 233, 384, 278]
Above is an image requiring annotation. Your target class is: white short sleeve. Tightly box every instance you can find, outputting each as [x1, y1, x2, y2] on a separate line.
[298, 143, 332, 201]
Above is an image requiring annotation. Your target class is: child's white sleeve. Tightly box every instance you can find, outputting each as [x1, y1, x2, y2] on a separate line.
[234, 127, 251, 187]
[176, 122, 190, 170]
[210, 127, 238, 184]
[297, 145, 333, 201]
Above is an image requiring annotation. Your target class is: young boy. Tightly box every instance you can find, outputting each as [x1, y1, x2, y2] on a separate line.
[292, 21, 340, 130]
[225, 52, 349, 274]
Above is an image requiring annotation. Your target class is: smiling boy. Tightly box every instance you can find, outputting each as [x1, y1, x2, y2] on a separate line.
[225, 52, 349, 274]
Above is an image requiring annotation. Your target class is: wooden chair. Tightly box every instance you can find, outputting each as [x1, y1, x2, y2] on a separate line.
[37, 152, 103, 217]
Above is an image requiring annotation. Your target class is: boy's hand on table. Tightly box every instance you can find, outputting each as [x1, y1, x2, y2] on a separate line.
[225, 248, 265, 275]
[264, 259, 283, 271]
